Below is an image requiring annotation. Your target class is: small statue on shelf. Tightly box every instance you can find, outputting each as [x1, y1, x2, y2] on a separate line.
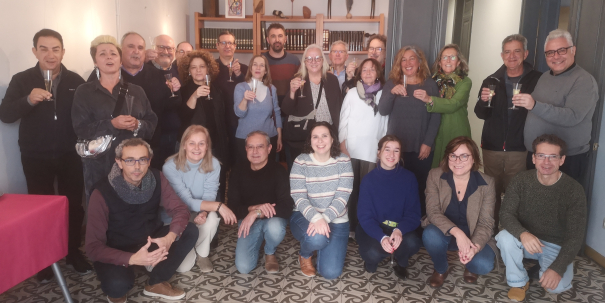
[327, 0, 332, 19]
[370, 0, 376, 19]
[346, 0, 353, 19]
[291, 0, 294, 18]
[303, 6, 311, 19]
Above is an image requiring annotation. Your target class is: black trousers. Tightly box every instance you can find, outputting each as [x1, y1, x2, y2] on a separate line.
[402, 151, 434, 217]
[21, 152, 84, 254]
[93, 223, 198, 298]
[526, 151, 589, 189]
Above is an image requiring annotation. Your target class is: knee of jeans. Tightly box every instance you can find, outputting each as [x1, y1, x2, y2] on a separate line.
[235, 254, 256, 274]
[102, 276, 133, 298]
[303, 233, 330, 251]
[422, 225, 446, 248]
[319, 264, 343, 280]
[402, 233, 422, 252]
[495, 230, 517, 249]
[467, 257, 495, 275]
[265, 218, 287, 238]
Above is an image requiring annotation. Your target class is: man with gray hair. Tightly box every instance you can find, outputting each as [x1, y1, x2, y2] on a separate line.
[328, 40, 349, 87]
[511, 29, 598, 187]
[473, 34, 543, 229]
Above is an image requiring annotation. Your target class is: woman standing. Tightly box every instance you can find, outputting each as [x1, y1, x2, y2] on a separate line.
[378, 46, 441, 214]
[162, 125, 237, 273]
[339, 58, 388, 238]
[72, 35, 157, 201]
[290, 122, 353, 280]
[414, 44, 472, 168]
[422, 136, 496, 288]
[233, 55, 282, 163]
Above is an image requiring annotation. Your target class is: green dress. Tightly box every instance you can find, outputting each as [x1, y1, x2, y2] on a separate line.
[426, 76, 472, 168]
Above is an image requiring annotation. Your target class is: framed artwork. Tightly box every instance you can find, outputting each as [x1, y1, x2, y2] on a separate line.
[226, 0, 245, 18]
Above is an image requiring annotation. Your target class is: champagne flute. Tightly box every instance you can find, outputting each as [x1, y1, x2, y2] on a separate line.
[486, 84, 496, 108]
[510, 83, 522, 110]
[125, 95, 134, 116]
[294, 73, 305, 98]
[205, 74, 213, 100]
[228, 61, 234, 82]
[251, 78, 258, 103]
[43, 70, 54, 102]
[164, 74, 176, 97]
[403, 74, 408, 97]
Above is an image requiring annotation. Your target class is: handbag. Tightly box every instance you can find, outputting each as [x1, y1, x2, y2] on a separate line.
[75, 82, 129, 158]
[283, 80, 323, 142]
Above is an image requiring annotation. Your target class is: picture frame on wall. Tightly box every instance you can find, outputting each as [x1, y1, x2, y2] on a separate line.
[226, 0, 245, 18]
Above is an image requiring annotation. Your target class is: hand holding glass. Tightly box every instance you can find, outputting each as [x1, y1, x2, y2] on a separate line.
[43, 70, 54, 101]
[205, 74, 213, 100]
[164, 74, 176, 97]
[510, 83, 522, 110]
[486, 84, 496, 108]
[228, 61, 234, 82]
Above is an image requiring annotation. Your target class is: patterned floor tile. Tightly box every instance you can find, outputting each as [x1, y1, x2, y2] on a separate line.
[281, 288, 313, 303]
[248, 285, 282, 303]
[341, 289, 372, 303]
[216, 285, 253, 302]
[311, 289, 343, 303]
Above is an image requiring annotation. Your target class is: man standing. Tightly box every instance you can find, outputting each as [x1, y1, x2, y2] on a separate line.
[146, 34, 179, 78]
[86, 138, 198, 302]
[0, 29, 91, 282]
[344, 34, 387, 92]
[328, 40, 349, 87]
[173, 41, 193, 73]
[228, 131, 294, 274]
[512, 29, 598, 187]
[474, 34, 542, 229]
[496, 134, 586, 301]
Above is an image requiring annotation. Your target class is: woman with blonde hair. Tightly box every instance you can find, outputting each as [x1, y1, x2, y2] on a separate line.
[162, 125, 237, 273]
[378, 45, 441, 215]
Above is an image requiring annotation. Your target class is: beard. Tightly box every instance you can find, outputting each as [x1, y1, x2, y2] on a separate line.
[270, 42, 284, 53]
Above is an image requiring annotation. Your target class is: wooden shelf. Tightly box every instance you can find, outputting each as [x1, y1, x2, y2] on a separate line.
[198, 15, 254, 21]
[198, 49, 254, 53]
[323, 16, 383, 22]
[260, 16, 316, 22]
[323, 51, 369, 55]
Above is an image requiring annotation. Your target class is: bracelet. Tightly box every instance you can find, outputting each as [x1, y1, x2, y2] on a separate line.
[216, 202, 223, 212]
[256, 209, 262, 218]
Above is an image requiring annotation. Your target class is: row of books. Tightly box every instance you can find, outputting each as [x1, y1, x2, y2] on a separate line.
[198, 28, 254, 50]
[326, 31, 366, 52]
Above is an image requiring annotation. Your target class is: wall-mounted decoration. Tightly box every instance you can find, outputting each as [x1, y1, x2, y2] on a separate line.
[226, 0, 245, 18]
[327, 0, 332, 19]
[203, 0, 219, 17]
[254, 0, 264, 14]
[371, 0, 376, 18]
[346, 0, 353, 19]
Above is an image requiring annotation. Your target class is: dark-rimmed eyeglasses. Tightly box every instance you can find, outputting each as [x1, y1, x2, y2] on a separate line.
[449, 154, 470, 162]
[534, 153, 561, 161]
[304, 56, 323, 63]
[218, 41, 236, 47]
[155, 45, 174, 52]
[441, 55, 458, 61]
[331, 50, 346, 54]
[120, 158, 150, 166]
[368, 47, 383, 53]
[544, 46, 572, 57]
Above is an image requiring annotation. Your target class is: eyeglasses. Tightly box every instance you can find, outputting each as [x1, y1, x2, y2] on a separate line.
[368, 47, 383, 53]
[441, 55, 458, 61]
[304, 56, 323, 63]
[331, 50, 346, 54]
[177, 50, 191, 54]
[448, 154, 470, 162]
[120, 158, 150, 166]
[218, 41, 236, 47]
[155, 45, 174, 52]
[544, 46, 572, 57]
[534, 153, 561, 161]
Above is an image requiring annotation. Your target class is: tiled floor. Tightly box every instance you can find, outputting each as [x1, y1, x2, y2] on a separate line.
[2, 223, 605, 303]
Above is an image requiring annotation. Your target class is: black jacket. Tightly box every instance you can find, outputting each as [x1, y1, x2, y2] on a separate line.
[0, 63, 85, 158]
[474, 62, 542, 151]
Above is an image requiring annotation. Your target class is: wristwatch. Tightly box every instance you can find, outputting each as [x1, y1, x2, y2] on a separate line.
[256, 209, 262, 218]
[133, 120, 141, 137]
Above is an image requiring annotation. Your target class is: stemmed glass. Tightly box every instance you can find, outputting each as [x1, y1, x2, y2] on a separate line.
[251, 78, 258, 103]
[205, 74, 213, 100]
[509, 83, 522, 110]
[125, 95, 134, 116]
[486, 84, 496, 108]
[228, 61, 234, 82]
[164, 74, 176, 97]
[294, 73, 305, 98]
[43, 70, 54, 102]
[403, 74, 408, 97]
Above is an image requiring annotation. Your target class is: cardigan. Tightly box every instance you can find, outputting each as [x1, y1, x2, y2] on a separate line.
[233, 82, 282, 139]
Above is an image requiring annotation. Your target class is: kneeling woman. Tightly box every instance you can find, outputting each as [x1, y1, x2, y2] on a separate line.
[162, 125, 237, 273]
[290, 122, 353, 279]
[356, 135, 422, 280]
[423, 136, 496, 288]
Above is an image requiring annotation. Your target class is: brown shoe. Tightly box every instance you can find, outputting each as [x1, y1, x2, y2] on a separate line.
[265, 254, 279, 273]
[197, 257, 214, 273]
[107, 295, 126, 303]
[143, 281, 185, 300]
[463, 268, 478, 284]
[428, 269, 449, 288]
[508, 281, 530, 301]
[298, 255, 316, 277]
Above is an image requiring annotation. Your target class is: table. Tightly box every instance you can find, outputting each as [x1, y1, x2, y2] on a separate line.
[0, 194, 73, 302]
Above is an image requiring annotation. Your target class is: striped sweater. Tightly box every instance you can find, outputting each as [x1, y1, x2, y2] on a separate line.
[290, 153, 354, 224]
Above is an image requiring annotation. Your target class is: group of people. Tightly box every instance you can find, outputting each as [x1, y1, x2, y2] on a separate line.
[0, 23, 597, 303]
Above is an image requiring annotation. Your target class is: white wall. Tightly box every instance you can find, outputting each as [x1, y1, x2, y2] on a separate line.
[445, 0, 456, 45]
[0, 0, 188, 194]
[466, 0, 523, 148]
[587, 111, 605, 256]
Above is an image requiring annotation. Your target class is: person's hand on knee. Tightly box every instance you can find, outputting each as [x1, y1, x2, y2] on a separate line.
[540, 268, 562, 291]
[520, 232, 545, 254]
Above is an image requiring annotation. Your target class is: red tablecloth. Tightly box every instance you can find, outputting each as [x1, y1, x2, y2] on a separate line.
[0, 194, 68, 294]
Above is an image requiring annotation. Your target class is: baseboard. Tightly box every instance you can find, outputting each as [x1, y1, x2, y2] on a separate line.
[585, 245, 605, 269]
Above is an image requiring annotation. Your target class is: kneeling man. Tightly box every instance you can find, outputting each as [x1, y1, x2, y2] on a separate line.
[228, 131, 294, 274]
[496, 134, 586, 301]
[85, 138, 198, 302]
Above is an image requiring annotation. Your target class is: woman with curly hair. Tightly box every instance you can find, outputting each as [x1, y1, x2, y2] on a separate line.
[178, 50, 229, 201]
[378, 46, 441, 215]
[289, 122, 353, 279]
[414, 44, 472, 168]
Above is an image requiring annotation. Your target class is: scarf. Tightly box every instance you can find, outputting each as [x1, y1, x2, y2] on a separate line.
[108, 163, 156, 204]
[356, 80, 383, 115]
[433, 71, 462, 99]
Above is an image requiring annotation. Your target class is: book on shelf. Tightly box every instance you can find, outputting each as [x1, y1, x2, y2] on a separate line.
[199, 28, 254, 50]
[325, 30, 365, 52]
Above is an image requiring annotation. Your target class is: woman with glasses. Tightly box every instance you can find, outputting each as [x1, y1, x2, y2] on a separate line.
[72, 35, 157, 201]
[339, 58, 388, 238]
[414, 44, 472, 168]
[162, 125, 237, 273]
[233, 55, 282, 164]
[282, 44, 342, 166]
[378, 45, 440, 215]
[422, 136, 497, 288]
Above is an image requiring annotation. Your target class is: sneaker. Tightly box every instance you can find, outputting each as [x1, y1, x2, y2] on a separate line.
[298, 255, 316, 277]
[36, 266, 54, 284]
[507, 281, 530, 301]
[197, 257, 214, 273]
[107, 295, 127, 303]
[66, 251, 93, 275]
[143, 281, 185, 300]
[265, 254, 279, 273]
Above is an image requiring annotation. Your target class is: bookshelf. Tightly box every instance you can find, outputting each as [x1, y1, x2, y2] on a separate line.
[194, 12, 257, 53]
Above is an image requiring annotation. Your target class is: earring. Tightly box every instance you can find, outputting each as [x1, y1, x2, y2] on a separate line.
[119, 69, 122, 81]
[95, 67, 100, 79]
[188, 72, 191, 76]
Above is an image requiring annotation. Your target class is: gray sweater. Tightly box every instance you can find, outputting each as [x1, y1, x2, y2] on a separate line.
[525, 64, 599, 155]
[499, 170, 586, 276]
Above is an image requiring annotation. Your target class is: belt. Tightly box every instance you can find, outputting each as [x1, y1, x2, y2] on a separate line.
[382, 220, 398, 228]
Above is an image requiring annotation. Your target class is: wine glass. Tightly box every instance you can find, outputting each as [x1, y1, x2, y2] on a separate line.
[43, 70, 54, 101]
[125, 95, 134, 116]
[251, 78, 258, 103]
[486, 84, 496, 108]
[164, 74, 176, 97]
[228, 61, 234, 82]
[510, 83, 522, 110]
[205, 74, 213, 100]
[294, 73, 305, 98]
[403, 74, 408, 97]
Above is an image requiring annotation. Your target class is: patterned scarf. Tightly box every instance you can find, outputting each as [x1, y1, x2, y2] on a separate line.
[356, 80, 383, 115]
[108, 163, 156, 204]
[433, 71, 462, 99]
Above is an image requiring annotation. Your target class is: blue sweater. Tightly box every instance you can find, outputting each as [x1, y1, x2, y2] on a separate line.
[233, 82, 282, 139]
[358, 165, 421, 242]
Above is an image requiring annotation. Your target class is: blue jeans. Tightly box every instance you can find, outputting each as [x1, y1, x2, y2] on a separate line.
[290, 211, 349, 280]
[235, 217, 288, 274]
[496, 230, 573, 294]
[422, 224, 495, 275]
[355, 224, 421, 272]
